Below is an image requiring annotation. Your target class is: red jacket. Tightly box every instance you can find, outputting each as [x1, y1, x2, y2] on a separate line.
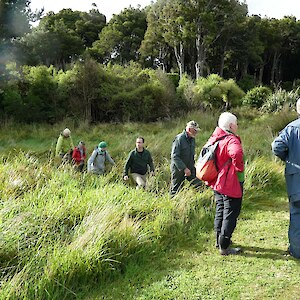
[207, 127, 244, 198]
[72, 146, 86, 165]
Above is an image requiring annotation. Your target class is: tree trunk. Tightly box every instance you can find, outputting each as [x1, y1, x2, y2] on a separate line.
[195, 35, 206, 79]
[174, 42, 185, 79]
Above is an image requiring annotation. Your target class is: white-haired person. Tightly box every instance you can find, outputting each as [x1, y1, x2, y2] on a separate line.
[55, 128, 74, 161]
[206, 112, 244, 255]
[272, 99, 300, 259]
[170, 120, 202, 196]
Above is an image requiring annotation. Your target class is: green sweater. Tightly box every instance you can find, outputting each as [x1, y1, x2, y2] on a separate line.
[124, 148, 154, 176]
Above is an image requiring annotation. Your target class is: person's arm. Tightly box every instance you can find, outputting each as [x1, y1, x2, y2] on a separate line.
[148, 151, 155, 173]
[171, 138, 186, 171]
[123, 151, 132, 177]
[272, 128, 289, 161]
[55, 136, 62, 157]
[106, 151, 115, 165]
[69, 136, 74, 151]
[87, 150, 97, 172]
[227, 137, 244, 173]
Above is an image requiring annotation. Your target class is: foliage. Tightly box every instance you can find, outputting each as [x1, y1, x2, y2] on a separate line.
[193, 74, 245, 109]
[90, 7, 147, 64]
[261, 87, 300, 113]
[242, 86, 272, 108]
[237, 74, 257, 92]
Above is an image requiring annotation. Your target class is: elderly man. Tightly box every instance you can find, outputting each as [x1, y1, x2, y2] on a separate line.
[170, 120, 202, 196]
[55, 128, 74, 160]
[272, 99, 300, 259]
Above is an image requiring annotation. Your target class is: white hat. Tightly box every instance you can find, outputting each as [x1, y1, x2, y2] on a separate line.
[297, 99, 300, 114]
[186, 120, 200, 131]
[62, 128, 71, 137]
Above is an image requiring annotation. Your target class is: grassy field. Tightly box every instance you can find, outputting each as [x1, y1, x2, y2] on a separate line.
[0, 109, 300, 299]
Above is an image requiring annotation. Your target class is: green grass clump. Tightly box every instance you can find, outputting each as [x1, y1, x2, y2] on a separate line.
[0, 110, 299, 299]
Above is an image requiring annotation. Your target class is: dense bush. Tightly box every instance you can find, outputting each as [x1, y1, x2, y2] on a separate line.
[237, 74, 256, 92]
[261, 87, 300, 113]
[242, 86, 272, 108]
[193, 74, 245, 109]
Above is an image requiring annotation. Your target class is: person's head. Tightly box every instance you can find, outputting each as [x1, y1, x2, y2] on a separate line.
[186, 120, 200, 138]
[218, 112, 238, 134]
[62, 128, 71, 138]
[297, 98, 300, 114]
[98, 141, 107, 151]
[78, 141, 85, 149]
[136, 137, 144, 151]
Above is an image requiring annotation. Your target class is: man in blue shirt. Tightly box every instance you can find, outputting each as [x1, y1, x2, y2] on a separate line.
[272, 99, 300, 259]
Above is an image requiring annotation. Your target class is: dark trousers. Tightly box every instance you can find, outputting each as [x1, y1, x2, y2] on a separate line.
[170, 166, 202, 196]
[289, 200, 300, 258]
[214, 191, 242, 249]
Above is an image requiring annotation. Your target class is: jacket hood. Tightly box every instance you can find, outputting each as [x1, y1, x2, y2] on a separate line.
[208, 127, 229, 144]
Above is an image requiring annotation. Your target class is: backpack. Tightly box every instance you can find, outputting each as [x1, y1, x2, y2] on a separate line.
[196, 135, 228, 182]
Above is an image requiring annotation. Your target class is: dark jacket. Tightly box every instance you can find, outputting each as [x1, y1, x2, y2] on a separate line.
[171, 130, 196, 171]
[124, 148, 154, 176]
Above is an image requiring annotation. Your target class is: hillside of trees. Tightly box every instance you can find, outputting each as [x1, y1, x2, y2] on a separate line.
[1, 0, 300, 123]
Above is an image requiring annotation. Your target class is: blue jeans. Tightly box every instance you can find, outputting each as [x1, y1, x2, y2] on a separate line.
[289, 200, 300, 258]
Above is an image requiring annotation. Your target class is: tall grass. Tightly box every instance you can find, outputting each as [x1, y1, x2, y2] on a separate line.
[0, 110, 291, 298]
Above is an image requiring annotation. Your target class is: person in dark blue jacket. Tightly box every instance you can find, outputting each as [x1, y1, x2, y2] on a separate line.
[170, 120, 202, 196]
[272, 99, 300, 259]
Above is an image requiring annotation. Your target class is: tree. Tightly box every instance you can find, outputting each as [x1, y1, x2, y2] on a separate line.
[139, 0, 172, 71]
[18, 8, 106, 68]
[90, 6, 147, 64]
[0, 0, 40, 83]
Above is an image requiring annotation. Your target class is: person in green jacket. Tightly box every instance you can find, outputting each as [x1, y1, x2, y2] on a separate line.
[123, 137, 155, 189]
[170, 120, 202, 196]
[55, 128, 74, 160]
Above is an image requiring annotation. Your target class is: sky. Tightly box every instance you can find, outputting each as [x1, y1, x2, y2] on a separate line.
[29, 0, 300, 21]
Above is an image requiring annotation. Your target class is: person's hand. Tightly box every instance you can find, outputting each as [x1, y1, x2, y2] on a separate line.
[184, 167, 191, 177]
[123, 175, 129, 181]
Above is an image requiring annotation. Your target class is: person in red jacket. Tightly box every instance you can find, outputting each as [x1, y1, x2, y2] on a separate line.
[72, 141, 86, 172]
[206, 112, 244, 255]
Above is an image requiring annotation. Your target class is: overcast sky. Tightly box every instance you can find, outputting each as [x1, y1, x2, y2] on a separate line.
[29, 0, 300, 21]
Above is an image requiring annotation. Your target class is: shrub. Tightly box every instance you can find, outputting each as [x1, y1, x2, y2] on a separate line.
[193, 74, 245, 109]
[242, 86, 272, 108]
[237, 74, 256, 92]
[261, 87, 300, 113]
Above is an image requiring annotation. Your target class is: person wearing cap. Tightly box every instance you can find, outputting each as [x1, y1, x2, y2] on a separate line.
[272, 99, 300, 259]
[170, 120, 202, 196]
[72, 141, 86, 172]
[123, 137, 155, 190]
[206, 112, 244, 256]
[87, 141, 115, 175]
[55, 128, 74, 159]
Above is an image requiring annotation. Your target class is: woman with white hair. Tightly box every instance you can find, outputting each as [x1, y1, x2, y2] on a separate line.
[206, 112, 244, 255]
[55, 128, 74, 159]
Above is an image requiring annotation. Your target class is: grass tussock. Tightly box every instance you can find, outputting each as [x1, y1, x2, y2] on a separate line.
[0, 110, 297, 299]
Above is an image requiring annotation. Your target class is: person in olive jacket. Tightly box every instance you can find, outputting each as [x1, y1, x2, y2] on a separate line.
[123, 137, 155, 189]
[170, 120, 202, 196]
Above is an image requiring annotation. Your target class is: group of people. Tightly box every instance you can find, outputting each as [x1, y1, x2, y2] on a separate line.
[54, 104, 300, 259]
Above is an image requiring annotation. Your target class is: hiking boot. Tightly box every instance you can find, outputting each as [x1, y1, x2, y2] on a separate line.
[215, 239, 233, 248]
[220, 247, 242, 256]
